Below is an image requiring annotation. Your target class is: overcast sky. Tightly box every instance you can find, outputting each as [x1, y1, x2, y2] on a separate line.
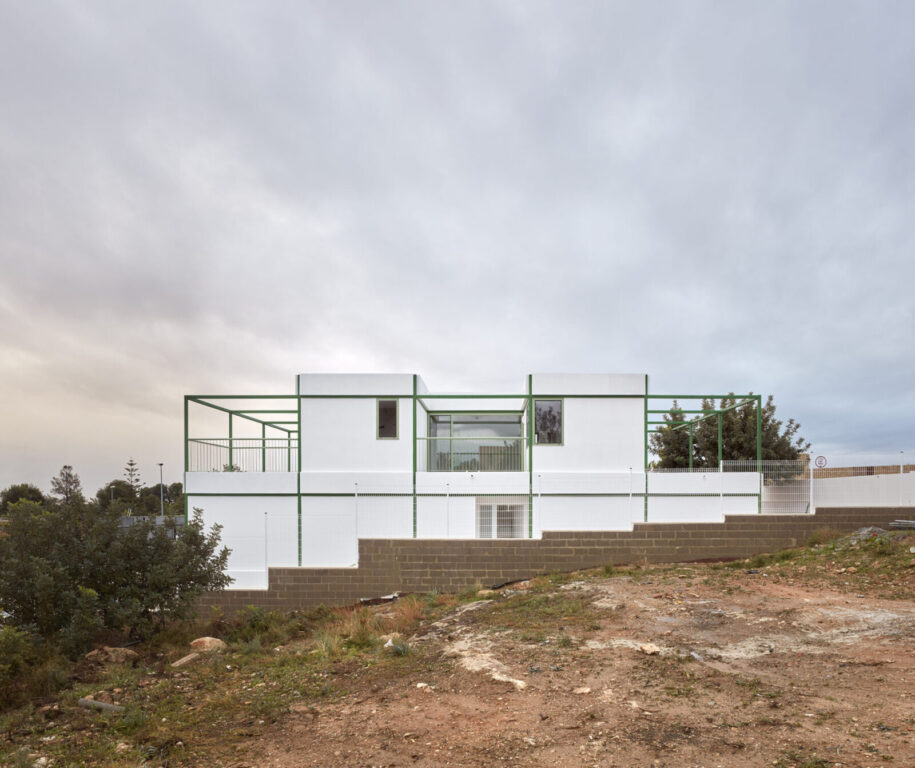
[1, 1, 913, 495]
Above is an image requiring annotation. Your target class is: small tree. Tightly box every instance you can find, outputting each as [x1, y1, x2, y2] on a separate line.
[0, 483, 44, 514]
[49, 465, 83, 505]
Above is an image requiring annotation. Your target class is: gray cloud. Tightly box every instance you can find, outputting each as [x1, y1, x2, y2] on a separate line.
[1, 1, 913, 493]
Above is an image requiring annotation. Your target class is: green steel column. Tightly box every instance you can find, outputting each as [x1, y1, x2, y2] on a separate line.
[184, 396, 189, 473]
[756, 395, 762, 514]
[528, 374, 533, 538]
[412, 375, 417, 538]
[688, 424, 693, 470]
[261, 423, 266, 472]
[297, 377, 302, 566]
[287, 434, 291, 472]
[717, 413, 722, 467]
[643, 375, 648, 522]
[183, 397, 189, 525]
[228, 413, 234, 470]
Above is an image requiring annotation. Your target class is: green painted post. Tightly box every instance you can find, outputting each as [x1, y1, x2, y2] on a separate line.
[228, 413, 233, 471]
[528, 374, 533, 538]
[297, 376, 302, 566]
[756, 395, 762, 514]
[183, 396, 189, 473]
[643, 375, 648, 522]
[261, 423, 266, 472]
[717, 413, 722, 467]
[412, 375, 417, 538]
[688, 423, 693, 470]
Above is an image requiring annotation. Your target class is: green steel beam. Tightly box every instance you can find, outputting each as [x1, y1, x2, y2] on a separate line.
[718, 413, 722, 466]
[646, 394, 756, 399]
[412, 375, 417, 538]
[528, 374, 533, 538]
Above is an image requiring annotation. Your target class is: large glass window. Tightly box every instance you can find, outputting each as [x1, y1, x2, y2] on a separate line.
[534, 399, 562, 445]
[426, 413, 524, 471]
[377, 399, 398, 439]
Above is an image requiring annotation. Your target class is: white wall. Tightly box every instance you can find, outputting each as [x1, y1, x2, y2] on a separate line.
[299, 397, 412, 472]
[297, 373, 414, 396]
[300, 496, 358, 567]
[646, 495, 757, 521]
[194, 495, 298, 590]
[416, 471, 529, 495]
[536, 471, 646, 494]
[647, 472, 760, 495]
[532, 373, 646, 396]
[300, 471, 412, 494]
[532, 398, 644, 472]
[185, 472, 297, 495]
[416, 495, 476, 538]
[538, 495, 640, 532]
[813, 472, 914, 507]
[355, 495, 413, 538]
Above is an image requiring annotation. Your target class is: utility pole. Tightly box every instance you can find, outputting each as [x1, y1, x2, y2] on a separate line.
[158, 463, 164, 516]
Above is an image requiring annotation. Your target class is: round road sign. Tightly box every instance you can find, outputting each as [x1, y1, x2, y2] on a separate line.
[815, 456, 827, 468]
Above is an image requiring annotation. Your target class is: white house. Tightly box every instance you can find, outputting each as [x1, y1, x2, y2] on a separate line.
[185, 373, 766, 588]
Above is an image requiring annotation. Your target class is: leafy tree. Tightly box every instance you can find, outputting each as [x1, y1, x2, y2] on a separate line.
[647, 401, 693, 468]
[650, 394, 810, 469]
[0, 494, 231, 656]
[0, 483, 44, 514]
[49, 465, 83, 505]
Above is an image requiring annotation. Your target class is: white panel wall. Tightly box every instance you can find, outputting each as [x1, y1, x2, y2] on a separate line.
[300, 496, 358, 567]
[194, 495, 298, 591]
[647, 472, 760, 495]
[416, 496, 476, 538]
[416, 471, 529, 495]
[298, 373, 413, 396]
[813, 473, 915, 507]
[538, 496, 640, 532]
[299, 398, 412, 471]
[537, 471, 646, 494]
[300, 471, 412, 494]
[646, 495, 757, 521]
[355, 495, 413, 538]
[185, 472, 297, 495]
[532, 373, 646, 396]
[533, 398, 644, 472]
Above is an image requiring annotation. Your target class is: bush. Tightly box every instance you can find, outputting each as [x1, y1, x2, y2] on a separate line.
[0, 500, 231, 656]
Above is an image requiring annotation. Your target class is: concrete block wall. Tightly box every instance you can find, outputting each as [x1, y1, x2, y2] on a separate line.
[198, 506, 908, 613]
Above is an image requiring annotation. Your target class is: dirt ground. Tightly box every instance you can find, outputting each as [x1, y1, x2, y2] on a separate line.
[231, 564, 915, 768]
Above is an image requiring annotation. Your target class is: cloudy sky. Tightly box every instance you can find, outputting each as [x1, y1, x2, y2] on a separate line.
[1, 1, 912, 495]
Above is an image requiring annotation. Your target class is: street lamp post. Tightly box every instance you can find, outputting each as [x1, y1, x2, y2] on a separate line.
[158, 463, 164, 517]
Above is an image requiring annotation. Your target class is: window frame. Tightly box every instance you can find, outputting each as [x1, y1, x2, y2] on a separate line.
[533, 398, 563, 446]
[376, 398, 399, 440]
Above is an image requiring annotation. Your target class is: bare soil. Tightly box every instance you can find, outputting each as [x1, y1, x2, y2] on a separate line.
[230, 564, 915, 768]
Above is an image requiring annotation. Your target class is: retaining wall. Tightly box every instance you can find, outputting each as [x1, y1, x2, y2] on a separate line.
[199, 506, 908, 613]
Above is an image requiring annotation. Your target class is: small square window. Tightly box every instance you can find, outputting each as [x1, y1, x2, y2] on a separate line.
[534, 399, 562, 444]
[377, 399, 398, 439]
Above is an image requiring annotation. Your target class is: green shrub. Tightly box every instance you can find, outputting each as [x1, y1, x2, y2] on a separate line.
[0, 500, 231, 656]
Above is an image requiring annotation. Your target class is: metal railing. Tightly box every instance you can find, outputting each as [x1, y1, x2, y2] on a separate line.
[416, 437, 527, 472]
[187, 438, 298, 472]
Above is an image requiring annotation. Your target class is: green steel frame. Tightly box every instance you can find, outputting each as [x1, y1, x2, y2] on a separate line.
[183, 376, 768, 556]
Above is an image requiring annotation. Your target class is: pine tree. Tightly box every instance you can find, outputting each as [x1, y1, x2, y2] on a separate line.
[123, 458, 142, 498]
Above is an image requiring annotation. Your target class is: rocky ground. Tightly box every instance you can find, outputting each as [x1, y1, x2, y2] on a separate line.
[3, 527, 914, 768]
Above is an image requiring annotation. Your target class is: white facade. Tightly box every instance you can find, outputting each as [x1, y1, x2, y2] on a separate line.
[185, 372, 767, 588]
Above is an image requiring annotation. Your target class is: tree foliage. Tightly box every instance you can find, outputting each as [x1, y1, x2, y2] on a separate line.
[0, 470, 231, 656]
[49, 465, 83, 505]
[649, 394, 810, 469]
[0, 483, 44, 514]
